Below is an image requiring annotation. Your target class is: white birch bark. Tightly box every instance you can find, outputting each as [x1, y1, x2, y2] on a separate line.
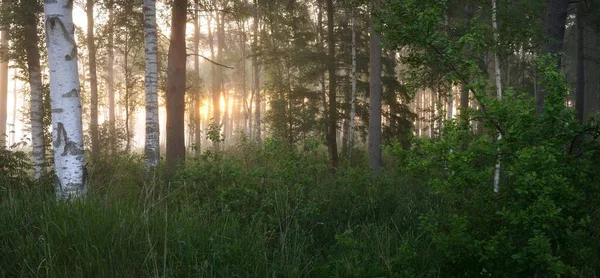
[44, 0, 87, 199]
[492, 0, 502, 193]
[144, 0, 160, 169]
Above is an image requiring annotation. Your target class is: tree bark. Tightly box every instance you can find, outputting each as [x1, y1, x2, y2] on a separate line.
[144, 0, 160, 169]
[492, 0, 502, 193]
[44, 0, 87, 199]
[575, 2, 585, 123]
[0, 0, 8, 147]
[326, 0, 339, 172]
[193, 0, 202, 155]
[253, 0, 261, 145]
[107, 1, 116, 154]
[348, 7, 357, 156]
[166, 0, 187, 174]
[369, 0, 382, 174]
[23, 0, 45, 180]
[537, 0, 569, 113]
[86, 0, 99, 158]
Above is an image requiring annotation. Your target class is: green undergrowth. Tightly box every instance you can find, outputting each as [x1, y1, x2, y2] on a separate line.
[1, 61, 600, 277]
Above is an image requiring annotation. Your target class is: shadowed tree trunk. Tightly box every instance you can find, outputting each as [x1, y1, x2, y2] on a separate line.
[0, 0, 8, 147]
[86, 0, 99, 158]
[575, 2, 585, 123]
[369, 0, 382, 174]
[193, 0, 201, 155]
[537, 0, 569, 113]
[326, 0, 339, 172]
[253, 0, 261, 145]
[107, 0, 116, 154]
[166, 0, 187, 174]
[44, 0, 87, 199]
[23, 0, 45, 180]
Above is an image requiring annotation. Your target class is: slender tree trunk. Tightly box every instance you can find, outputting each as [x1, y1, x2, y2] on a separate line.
[23, 0, 45, 180]
[166, 0, 187, 173]
[107, 1, 116, 154]
[537, 0, 569, 113]
[0, 0, 8, 147]
[44, 0, 87, 199]
[492, 0, 502, 193]
[194, 0, 201, 155]
[11, 68, 15, 145]
[369, 0, 382, 174]
[124, 40, 130, 153]
[575, 2, 585, 123]
[143, 0, 160, 170]
[348, 7, 357, 156]
[253, 0, 261, 145]
[208, 15, 219, 150]
[445, 9, 453, 121]
[326, 0, 339, 171]
[86, 0, 99, 158]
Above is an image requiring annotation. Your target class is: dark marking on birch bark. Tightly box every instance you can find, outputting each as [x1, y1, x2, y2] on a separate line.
[62, 89, 79, 98]
[45, 15, 78, 61]
[55, 122, 84, 156]
[52, 108, 64, 113]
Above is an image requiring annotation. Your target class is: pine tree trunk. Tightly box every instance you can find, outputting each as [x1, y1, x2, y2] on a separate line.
[144, 0, 160, 169]
[44, 0, 87, 199]
[575, 2, 585, 123]
[194, 0, 201, 155]
[86, 0, 99, 158]
[166, 0, 187, 173]
[369, 0, 382, 174]
[348, 7, 357, 156]
[23, 0, 45, 180]
[107, 1, 116, 154]
[253, 0, 261, 146]
[538, 0, 569, 113]
[208, 15, 220, 150]
[326, 0, 339, 172]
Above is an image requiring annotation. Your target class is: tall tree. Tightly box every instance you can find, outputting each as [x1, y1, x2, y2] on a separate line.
[107, 0, 116, 154]
[326, 0, 339, 171]
[253, 0, 261, 145]
[44, 0, 87, 199]
[575, 1, 585, 123]
[369, 0, 382, 174]
[538, 0, 569, 113]
[22, 0, 45, 180]
[348, 7, 357, 156]
[86, 0, 99, 158]
[0, 0, 7, 147]
[492, 0, 502, 193]
[144, 0, 160, 169]
[193, 0, 201, 155]
[165, 0, 187, 173]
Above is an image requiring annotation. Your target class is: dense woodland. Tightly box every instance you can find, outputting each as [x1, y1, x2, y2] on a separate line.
[0, 0, 600, 276]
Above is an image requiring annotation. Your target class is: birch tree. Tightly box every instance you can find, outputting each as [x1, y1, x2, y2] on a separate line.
[44, 0, 87, 199]
[144, 0, 159, 169]
[23, 0, 45, 180]
[492, 0, 502, 193]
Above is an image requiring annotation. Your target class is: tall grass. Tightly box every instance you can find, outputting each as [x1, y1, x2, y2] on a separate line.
[0, 147, 425, 277]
